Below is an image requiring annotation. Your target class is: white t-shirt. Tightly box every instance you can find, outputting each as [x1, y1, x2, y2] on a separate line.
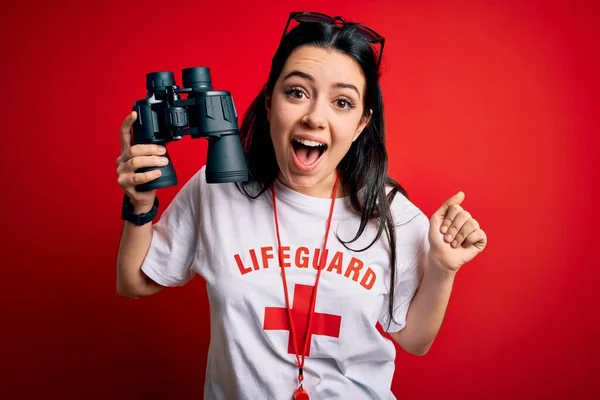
[141, 165, 430, 400]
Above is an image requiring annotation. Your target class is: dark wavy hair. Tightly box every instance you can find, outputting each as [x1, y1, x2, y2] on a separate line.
[235, 20, 409, 330]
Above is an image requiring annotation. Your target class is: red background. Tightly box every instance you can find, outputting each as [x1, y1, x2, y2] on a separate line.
[1, 0, 598, 398]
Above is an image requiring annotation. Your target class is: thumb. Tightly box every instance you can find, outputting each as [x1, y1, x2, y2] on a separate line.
[433, 191, 465, 218]
[120, 111, 137, 151]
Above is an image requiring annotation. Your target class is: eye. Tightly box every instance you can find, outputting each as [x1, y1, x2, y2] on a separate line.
[334, 97, 355, 110]
[284, 87, 307, 100]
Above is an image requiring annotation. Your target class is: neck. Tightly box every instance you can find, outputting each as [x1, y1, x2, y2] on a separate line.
[277, 170, 344, 199]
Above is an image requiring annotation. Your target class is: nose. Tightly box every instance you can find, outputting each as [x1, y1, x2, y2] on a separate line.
[301, 99, 327, 130]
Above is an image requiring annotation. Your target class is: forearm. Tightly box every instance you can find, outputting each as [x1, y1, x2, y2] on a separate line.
[396, 255, 457, 355]
[116, 215, 162, 298]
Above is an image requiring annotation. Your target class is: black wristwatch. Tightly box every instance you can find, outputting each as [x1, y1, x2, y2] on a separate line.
[121, 194, 159, 226]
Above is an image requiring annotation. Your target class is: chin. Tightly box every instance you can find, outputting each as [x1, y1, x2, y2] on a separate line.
[279, 162, 340, 198]
[275, 138, 341, 197]
[282, 172, 325, 190]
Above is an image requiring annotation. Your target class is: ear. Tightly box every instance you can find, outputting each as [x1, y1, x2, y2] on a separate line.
[264, 89, 272, 122]
[353, 109, 373, 142]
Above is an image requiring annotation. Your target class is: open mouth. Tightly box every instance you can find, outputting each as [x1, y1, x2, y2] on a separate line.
[291, 138, 327, 168]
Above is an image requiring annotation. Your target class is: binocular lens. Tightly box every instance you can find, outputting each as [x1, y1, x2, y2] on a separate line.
[206, 135, 249, 183]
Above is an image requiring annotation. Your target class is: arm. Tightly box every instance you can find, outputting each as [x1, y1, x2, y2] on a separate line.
[115, 112, 200, 298]
[115, 111, 168, 299]
[389, 255, 456, 356]
[116, 204, 165, 299]
[390, 191, 487, 356]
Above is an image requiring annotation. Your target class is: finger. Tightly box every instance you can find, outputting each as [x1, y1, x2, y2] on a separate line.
[440, 204, 463, 234]
[434, 191, 465, 221]
[462, 228, 487, 251]
[453, 218, 480, 248]
[118, 155, 169, 174]
[118, 144, 166, 166]
[118, 169, 162, 190]
[128, 143, 167, 158]
[131, 169, 162, 186]
[120, 111, 137, 151]
[116, 144, 165, 167]
[444, 210, 472, 245]
[124, 156, 169, 172]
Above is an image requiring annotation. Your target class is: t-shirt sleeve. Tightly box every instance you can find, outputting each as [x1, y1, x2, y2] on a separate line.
[379, 211, 430, 332]
[140, 168, 205, 287]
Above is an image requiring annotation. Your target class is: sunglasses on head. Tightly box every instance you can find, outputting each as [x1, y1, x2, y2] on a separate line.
[281, 11, 386, 70]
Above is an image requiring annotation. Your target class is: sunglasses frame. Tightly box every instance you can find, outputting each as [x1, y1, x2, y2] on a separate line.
[280, 11, 386, 70]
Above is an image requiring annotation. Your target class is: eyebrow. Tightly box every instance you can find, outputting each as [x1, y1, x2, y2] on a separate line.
[282, 70, 361, 99]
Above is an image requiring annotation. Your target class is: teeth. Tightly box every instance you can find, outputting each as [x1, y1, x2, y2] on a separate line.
[294, 138, 326, 147]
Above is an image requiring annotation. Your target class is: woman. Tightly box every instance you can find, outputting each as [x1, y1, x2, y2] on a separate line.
[116, 11, 487, 400]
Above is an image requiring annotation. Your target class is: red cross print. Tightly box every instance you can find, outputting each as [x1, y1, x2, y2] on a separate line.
[263, 284, 342, 356]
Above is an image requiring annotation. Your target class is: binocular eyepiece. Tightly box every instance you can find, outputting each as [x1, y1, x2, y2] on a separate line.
[131, 66, 248, 191]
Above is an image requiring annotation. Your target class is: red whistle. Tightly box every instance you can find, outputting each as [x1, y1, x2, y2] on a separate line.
[293, 387, 309, 400]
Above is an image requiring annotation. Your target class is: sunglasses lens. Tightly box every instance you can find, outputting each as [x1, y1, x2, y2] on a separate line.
[295, 13, 333, 24]
[356, 26, 381, 43]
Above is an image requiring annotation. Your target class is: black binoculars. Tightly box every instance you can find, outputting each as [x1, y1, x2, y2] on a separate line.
[131, 66, 248, 191]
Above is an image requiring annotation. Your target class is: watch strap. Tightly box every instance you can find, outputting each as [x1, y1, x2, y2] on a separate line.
[121, 194, 159, 225]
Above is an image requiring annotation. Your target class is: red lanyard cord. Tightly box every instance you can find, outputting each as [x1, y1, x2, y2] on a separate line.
[271, 175, 339, 383]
